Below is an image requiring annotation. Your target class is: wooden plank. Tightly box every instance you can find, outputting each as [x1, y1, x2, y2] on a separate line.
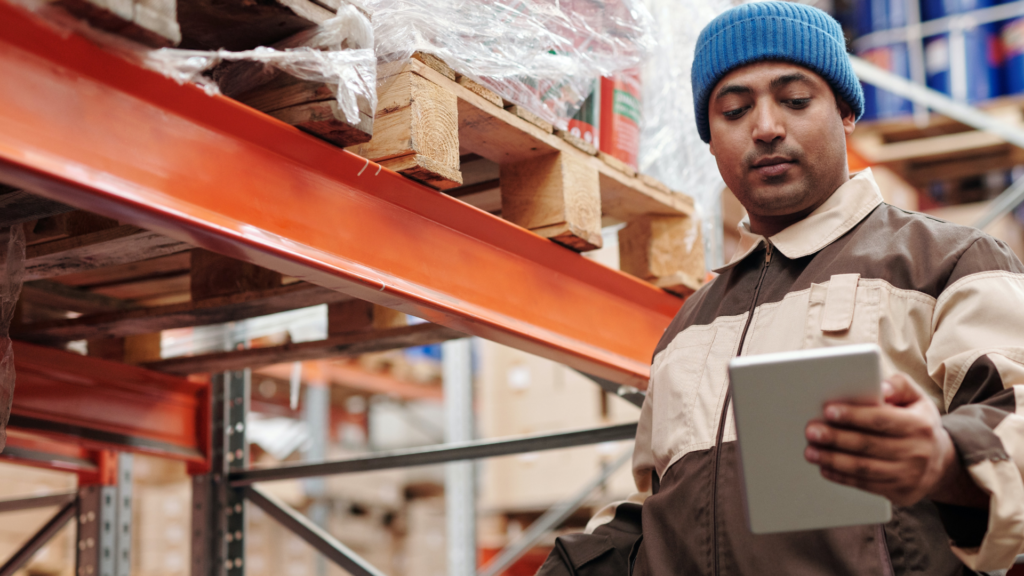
[90, 274, 190, 301]
[257, 361, 444, 401]
[399, 60, 693, 220]
[347, 70, 463, 189]
[505, 104, 553, 133]
[145, 323, 463, 374]
[458, 188, 501, 213]
[556, 129, 598, 155]
[25, 225, 192, 281]
[176, 0, 329, 51]
[52, 0, 180, 46]
[88, 333, 162, 364]
[234, 74, 374, 148]
[20, 280, 135, 314]
[24, 210, 119, 246]
[12, 283, 352, 344]
[457, 76, 503, 108]
[413, 52, 456, 81]
[900, 148, 1024, 187]
[618, 215, 705, 297]
[858, 130, 1009, 164]
[190, 249, 283, 301]
[327, 300, 406, 334]
[448, 179, 500, 199]
[51, 252, 191, 288]
[598, 151, 637, 177]
[454, 154, 499, 186]
[501, 152, 602, 251]
[0, 189, 74, 228]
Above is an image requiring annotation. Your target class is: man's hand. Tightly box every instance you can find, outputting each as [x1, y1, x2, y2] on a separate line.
[803, 373, 983, 507]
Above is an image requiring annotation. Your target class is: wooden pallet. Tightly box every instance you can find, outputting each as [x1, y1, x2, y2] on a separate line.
[29, 0, 704, 295]
[3, 193, 461, 373]
[8, 0, 705, 366]
[235, 52, 704, 294]
[850, 95, 1024, 189]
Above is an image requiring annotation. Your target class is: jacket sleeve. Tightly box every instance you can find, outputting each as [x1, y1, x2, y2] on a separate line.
[535, 382, 655, 576]
[927, 236, 1024, 572]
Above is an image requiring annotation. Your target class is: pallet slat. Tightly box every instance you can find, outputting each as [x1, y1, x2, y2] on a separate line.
[145, 323, 462, 374]
[25, 225, 192, 282]
[13, 283, 352, 344]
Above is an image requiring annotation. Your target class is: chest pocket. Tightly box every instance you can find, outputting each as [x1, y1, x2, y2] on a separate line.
[649, 315, 746, 475]
[805, 273, 881, 349]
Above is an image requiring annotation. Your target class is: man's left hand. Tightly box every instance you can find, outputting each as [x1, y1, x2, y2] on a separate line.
[803, 373, 959, 507]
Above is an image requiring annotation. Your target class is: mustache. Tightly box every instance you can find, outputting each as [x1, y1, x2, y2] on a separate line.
[744, 143, 803, 169]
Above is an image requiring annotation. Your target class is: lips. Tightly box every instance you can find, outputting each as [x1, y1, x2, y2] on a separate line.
[751, 156, 796, 178]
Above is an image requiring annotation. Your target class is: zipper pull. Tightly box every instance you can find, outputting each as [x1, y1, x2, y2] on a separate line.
[765, 242, 773, 265]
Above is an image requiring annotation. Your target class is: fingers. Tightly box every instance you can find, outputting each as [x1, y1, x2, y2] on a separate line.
[882, 373, 923, 407]
[821, 403, 926, 437]
[804, 445, 904, 482]
[805, 423, 912, 459]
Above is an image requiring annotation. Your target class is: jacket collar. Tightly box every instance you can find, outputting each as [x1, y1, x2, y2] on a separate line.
[715, 169, 884, 272]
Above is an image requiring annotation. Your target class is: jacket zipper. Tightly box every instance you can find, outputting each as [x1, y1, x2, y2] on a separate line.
[712, 241, 772, 576]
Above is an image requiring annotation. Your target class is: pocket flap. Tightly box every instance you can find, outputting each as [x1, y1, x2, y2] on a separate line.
[820, 273, 860, 332]
[554, 532, 617, 571]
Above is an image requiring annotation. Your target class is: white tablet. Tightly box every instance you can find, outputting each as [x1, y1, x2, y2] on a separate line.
[728, 344, 892, 534]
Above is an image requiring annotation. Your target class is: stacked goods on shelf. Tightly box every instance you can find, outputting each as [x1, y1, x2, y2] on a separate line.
[476, 340, 638, 515]
[1002, 17, 1024, 92]
[402, 497, 447, 576]
[349, 55, 705, 293]
[132, 456, 191, 576]
[599, 69, 643, 171]
[6, 0, 705, 296]
[921, 0, 1002, 103]
[566, 80, 600, 152]
[854, 0, 913, 120]
[14, 0, 378, 148]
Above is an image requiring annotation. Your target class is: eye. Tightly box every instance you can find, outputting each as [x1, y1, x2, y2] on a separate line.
[723, 106, 749, 119]
[786, 98, 811, 108]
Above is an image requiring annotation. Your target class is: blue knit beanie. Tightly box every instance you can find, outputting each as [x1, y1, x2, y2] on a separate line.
[692, 1, 864, 143]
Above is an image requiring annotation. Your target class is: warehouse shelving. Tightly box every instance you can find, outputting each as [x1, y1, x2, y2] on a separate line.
[0, 1, 682, 574]
[6, 0, 1024, 574]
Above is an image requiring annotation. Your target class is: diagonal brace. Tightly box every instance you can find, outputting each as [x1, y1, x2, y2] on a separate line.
[231, 422, 638, 485]
[477, 448, 634, 576]
[0, 492, 77, 514]
[244, 486, 385, 576]
[0, 499, 77, 576]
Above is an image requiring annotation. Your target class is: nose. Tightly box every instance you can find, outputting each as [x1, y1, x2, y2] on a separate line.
[750, 100, 786, 145]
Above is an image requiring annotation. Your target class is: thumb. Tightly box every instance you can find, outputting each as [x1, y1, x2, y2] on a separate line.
[883, 373, 922, 407]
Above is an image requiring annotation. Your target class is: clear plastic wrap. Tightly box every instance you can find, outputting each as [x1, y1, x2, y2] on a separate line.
[144, 5, 377, 125]
[0, 225, 26, 453]
[364, 0, 654, 129]
[6, 0, 377, 127]
[638, 0, 732, 269]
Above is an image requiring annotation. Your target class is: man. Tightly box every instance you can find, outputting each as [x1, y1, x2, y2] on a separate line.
[537, 2, 1024, 575]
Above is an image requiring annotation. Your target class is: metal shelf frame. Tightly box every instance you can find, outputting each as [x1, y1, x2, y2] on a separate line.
[9, 0, 1024, 574]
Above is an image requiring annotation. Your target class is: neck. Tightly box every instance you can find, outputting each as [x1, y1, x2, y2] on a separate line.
[747, 170, 851, 238]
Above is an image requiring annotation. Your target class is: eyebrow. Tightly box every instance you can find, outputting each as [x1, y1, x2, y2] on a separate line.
[714, 84, 751, 101]
[769, 72, 812, 90]
[714, 72, 816, 102]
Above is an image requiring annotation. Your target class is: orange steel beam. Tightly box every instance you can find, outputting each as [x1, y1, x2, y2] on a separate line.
[257, 362, 443, 401]
[0, 3, 683, 388]
[10, 342, 208, 465]
[3, 431, 102, 482]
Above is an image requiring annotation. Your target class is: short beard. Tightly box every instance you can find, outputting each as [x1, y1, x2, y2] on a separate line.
[736, 141, 814, 215]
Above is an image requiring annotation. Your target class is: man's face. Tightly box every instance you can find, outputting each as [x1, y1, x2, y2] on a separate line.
[708, 62, 856, 229]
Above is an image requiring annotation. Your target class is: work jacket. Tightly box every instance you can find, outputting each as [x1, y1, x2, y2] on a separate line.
[538, 170, 1024, 576]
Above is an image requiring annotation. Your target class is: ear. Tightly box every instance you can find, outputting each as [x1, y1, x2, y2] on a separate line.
[837, 98, 856, 136]
[708, 137, 716, 157]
